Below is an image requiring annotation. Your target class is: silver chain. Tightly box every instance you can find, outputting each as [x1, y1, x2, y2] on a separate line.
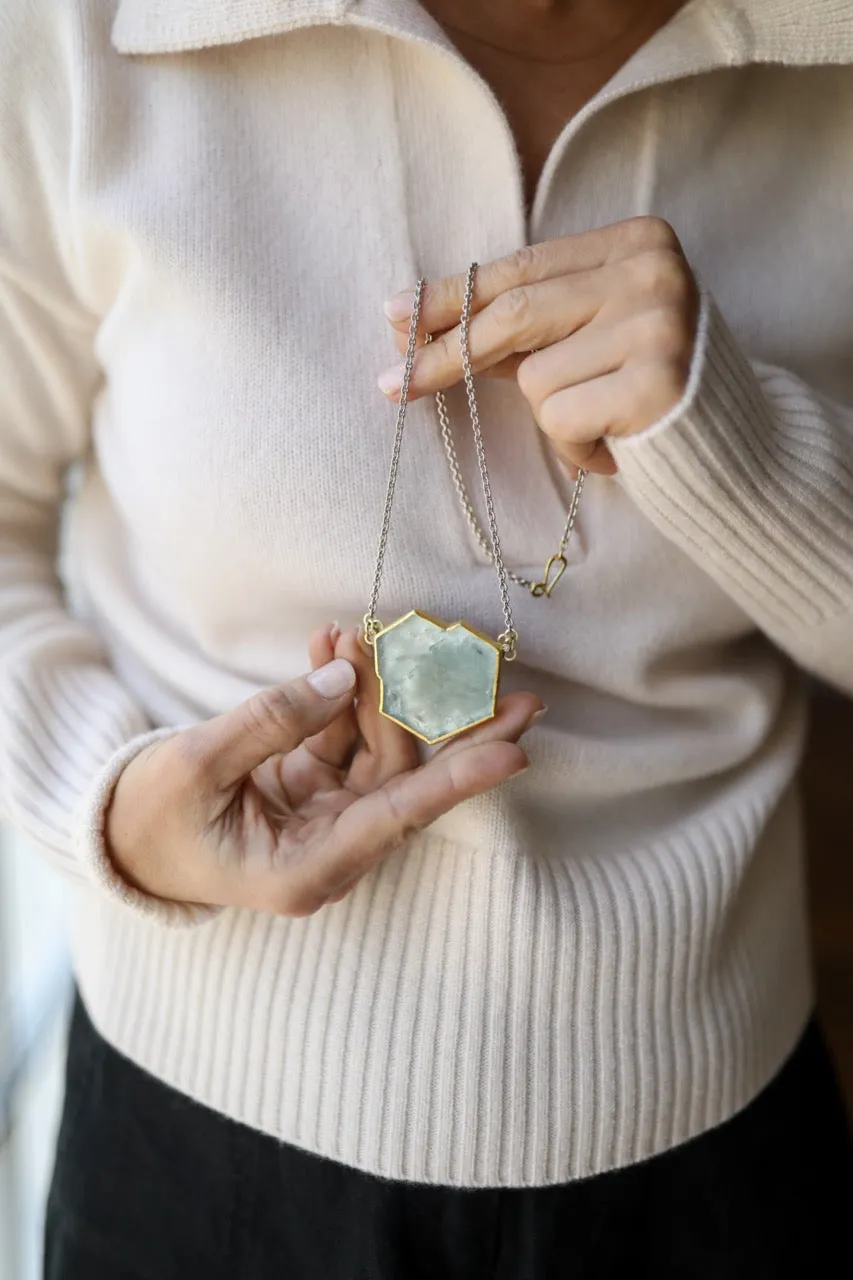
[457, 263, 518, 660]
[363, 277, 426, 647]
[364, 262, 587, 661]
[434, 356, 586, 596]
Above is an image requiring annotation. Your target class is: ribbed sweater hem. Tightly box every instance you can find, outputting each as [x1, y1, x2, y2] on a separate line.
[70, 781, 814, 1189]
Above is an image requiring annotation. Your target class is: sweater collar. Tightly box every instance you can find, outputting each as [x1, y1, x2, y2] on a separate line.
[111, 0, 853, 68]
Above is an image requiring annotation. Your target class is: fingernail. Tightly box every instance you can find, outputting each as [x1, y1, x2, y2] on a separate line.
[510, 758, 530, 777]
[329, 620, 341, 644]
[307, 658, 356, 698]
[378, 362, 406, 396]
[384, 291, 415, 322]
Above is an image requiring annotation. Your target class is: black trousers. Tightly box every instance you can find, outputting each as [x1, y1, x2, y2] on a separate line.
[45, 992, 853, 1279]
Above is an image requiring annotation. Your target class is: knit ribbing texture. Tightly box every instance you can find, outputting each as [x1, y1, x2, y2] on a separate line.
[1, 0, 851, 1185]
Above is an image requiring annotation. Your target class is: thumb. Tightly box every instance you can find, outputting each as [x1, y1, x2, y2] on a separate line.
[192, 658, 357, 788]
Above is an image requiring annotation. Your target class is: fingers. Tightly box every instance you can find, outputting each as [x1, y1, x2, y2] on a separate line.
[516, 326, 622, 409]
[536, 359, 688, 468]
[315, 739, 530, 894]
[570, 439, 617, 476]
[187, 657, 357, 789]
[297, 694, 543, 906]
[380, 255, 694, 402]
[378, 271, 604, 402]
[335, 626, 419, 786]
[307, 622, 338, 670]
[382, 218, 683, 337]
[435, 691, 545, 760]
[305, 623, 359, 768]
[238, 689, 544, 916]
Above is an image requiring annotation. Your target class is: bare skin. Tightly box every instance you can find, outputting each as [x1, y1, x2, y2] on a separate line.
[381, 218, 700, 476]
[107, 4, 690, 914]
[380, 2, 699, 478]
[422, 0, 687, 211]
[108, 628, 542, 916]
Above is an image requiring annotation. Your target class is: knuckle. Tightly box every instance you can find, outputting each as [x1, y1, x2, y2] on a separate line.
[495, 285, 533, 326]
[379, 788, 421, 851]
[629, 248, 691, 304]
[246, 686, 300, 736]
[490, 254, 522, 292]
[623, 215, 680, 252]
[634, 306, 691, 357]
[632, 356, 690, 420]
[516, 351, 542, 400]
[537, 390, 566, 438]
[507, 242, 545, 279]
[656, 355, 691, 402]
[490, 244, 536, 290]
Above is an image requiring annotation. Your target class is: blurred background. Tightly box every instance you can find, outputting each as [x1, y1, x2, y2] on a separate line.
[0, 680, 851, 1278]
[0, 828, 70, 1280]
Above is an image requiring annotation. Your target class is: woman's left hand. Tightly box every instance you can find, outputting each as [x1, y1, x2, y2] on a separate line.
[379, 217, 701, 477]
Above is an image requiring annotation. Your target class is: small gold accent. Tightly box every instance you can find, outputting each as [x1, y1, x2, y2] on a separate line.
[497, 627, 519, 661]
[362, 612, 384, 646]
[373, 609, 502, 745]
[531, 554, 568, 599]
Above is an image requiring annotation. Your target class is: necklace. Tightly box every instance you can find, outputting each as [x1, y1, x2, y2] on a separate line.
[362, 262, 586, 744]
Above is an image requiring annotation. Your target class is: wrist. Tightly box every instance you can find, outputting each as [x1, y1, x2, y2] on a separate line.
[103, 741, 168, 898]
[74, 726, 219, 928]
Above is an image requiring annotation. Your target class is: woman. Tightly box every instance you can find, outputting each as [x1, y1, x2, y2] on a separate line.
[2, 0, 852, 1274]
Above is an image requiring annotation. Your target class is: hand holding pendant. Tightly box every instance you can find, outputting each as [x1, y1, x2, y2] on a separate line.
[104, 625, 543, 917]
[379, 216, 700, 478]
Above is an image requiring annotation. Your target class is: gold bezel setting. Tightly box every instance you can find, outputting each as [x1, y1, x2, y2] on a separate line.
[373, 610, 501, 745]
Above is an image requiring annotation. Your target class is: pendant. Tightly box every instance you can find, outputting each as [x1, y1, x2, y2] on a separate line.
[373, 610, 502, 744]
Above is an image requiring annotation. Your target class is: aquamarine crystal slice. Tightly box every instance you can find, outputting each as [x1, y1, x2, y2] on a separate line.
[374, 611, 501, 744]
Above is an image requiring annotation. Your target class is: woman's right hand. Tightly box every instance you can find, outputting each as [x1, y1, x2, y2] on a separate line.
[105, 625, 543, 916]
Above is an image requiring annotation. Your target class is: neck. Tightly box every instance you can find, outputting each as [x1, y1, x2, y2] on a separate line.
[422, 0, 686, 64]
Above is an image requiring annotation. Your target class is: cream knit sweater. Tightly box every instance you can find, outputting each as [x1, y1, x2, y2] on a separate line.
[2, 0, 853, 1188]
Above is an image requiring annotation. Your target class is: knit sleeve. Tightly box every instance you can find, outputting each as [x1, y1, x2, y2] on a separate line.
[606, 288, 853, 697]
[0, 1, 215, 927]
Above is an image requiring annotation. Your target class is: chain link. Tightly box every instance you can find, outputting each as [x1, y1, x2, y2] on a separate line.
[458, 264, 518, 660]
[435, 330, 581, 593]
[364, 263, 587, 661]
[363, 277, 425, 645]
[434, 365, 586, 595]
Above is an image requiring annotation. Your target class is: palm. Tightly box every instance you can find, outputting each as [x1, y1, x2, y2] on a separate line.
[222, 627, 419, 867]
[247, 718, 413, 840]
[217, 627, 538, 905]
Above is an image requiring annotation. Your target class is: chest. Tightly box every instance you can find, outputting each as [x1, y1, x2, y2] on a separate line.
[440, 46, 612, 211]
[428, 2, 688, 211]
[75, 29, 853, 660]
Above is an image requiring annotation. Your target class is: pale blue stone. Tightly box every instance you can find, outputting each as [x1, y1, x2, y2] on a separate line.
[375, 611, 500, 744]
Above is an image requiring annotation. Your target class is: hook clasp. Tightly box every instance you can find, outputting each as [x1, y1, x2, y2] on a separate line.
[530, 554, 568, 599]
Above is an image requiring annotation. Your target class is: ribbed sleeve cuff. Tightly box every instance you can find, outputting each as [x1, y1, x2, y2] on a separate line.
[607, 288, 853, 632]
[73, 726, 223, 929]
